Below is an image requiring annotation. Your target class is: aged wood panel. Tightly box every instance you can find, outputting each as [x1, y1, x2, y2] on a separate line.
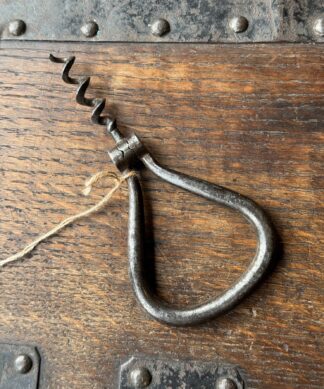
[0, 42, 323, 388]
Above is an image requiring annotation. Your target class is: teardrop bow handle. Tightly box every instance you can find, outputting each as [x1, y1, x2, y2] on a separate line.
[108, 130, 275, 326]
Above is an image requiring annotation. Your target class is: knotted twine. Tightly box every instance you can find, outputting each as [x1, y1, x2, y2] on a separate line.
[0, 170, 136, 268]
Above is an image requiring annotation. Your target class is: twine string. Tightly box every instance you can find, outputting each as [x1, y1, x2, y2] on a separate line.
[0, 170, 135, 268]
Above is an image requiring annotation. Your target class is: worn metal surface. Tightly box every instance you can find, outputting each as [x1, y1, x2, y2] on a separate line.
[0, 0, 323, 42]
[0, 344, 40, 389]
[119, 356, 245, 388]
[49, 54, 276, 326]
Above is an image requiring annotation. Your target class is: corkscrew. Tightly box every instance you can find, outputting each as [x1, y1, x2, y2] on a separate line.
[49, 54, 275, 326]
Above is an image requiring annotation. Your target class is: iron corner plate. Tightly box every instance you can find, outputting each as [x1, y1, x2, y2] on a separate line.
[0, 343, 40, 389]
[119, 356, 246, 388]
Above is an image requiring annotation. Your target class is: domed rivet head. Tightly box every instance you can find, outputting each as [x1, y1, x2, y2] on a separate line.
[313, 17, 324, 37]
[229, 16, 249, 33]
[216, 377, 238, 389]
[130, 367, 152, 388]
[14, 354, 33, 374]
[81, 21, 99, 38]
[150, 18, 170, 37]
[8, 19, 26, 36]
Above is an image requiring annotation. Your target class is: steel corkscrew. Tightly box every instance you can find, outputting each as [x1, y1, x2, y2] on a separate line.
[49, 54, 275, 326]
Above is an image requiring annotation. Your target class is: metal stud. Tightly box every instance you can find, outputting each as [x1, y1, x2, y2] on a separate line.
[130, 367, 152, 388]
[8, 19, 26, 36]
[216, 377, 238, 389]
[14, 354, 33, 374]
[81, 21, 99, 38]
[229, 16, 249, 33]
[313, 17, 324, 37]
[150, 18, 170, 37]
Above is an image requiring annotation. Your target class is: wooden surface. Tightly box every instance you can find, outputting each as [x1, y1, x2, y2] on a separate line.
[0, 42, 323, 388]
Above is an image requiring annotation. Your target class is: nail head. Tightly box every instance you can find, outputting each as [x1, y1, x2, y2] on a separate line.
[8, 19, 26, 36]
[81, 21, 99, 37]
[229, 16, 249, 33]
[150, 18, 170, 37]
[130, 367, 152, 388]
[14, 354, 33, 374]
[313, 17, 324, 37]
[216, 377, 238, 389]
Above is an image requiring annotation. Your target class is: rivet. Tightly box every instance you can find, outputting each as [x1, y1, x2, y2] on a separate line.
[14, 354, 33, 374]
[8, 19, 26, 36]
[229, 16, 249, 33]
[150, 18, 170, 37]
[313, 17, 324, 37]
[130, 367, 152, 388]
[216, 377, 238, 389]
[81, 21, 99, 38]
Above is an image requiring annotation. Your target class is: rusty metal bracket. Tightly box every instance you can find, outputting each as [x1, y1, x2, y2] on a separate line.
[119, 356, 246, 388]
[0, 0, 323, 43]
[0, 343, 40, 389]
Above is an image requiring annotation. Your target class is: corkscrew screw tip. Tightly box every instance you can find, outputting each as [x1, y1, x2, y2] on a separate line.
[49, 53, 120, 136]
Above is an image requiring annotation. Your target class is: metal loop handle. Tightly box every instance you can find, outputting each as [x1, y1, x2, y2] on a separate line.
[126, 151, 275, 326]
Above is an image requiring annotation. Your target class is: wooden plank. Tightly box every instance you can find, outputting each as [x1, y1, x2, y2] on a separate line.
[0, 42, 323, 388]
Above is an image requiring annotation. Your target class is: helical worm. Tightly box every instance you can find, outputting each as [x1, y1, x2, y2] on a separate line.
[49, 54, 116, 128]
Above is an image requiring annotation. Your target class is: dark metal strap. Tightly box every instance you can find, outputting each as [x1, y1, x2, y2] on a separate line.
[2, 0, 323, 42]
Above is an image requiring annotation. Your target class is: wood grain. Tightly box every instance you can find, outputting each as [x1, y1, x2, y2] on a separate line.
[0, 41, 323, 388]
